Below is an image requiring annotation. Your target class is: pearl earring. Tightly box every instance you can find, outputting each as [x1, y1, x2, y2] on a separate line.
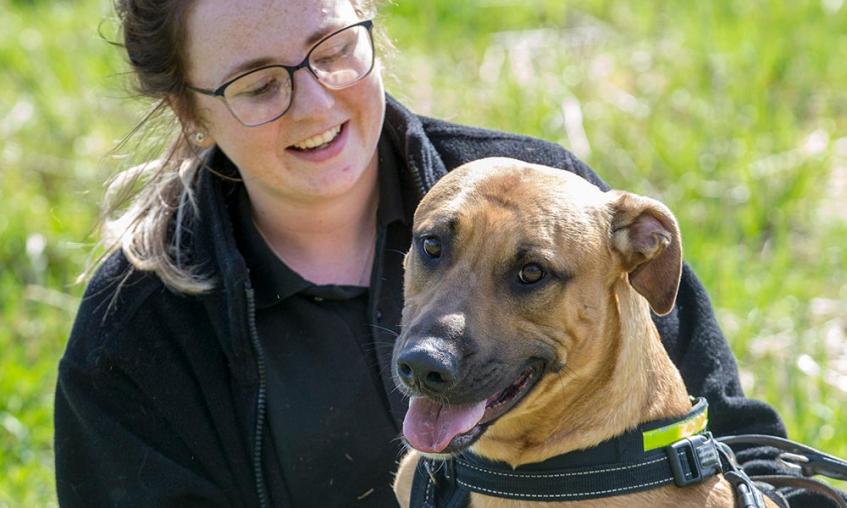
[193, 131, 207, 144]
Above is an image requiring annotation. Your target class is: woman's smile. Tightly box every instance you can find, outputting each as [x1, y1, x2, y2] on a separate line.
[289, 123, 343, 151]
[286, 120, 349, 163]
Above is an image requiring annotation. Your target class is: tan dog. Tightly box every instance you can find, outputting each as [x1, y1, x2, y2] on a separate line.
[392, 158, 774, 507]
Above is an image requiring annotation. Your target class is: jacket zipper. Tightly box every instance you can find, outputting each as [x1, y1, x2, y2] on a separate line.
[240, 112, 431, 506]
[408, 157, 428, 199]
[244, 282, 270, 508]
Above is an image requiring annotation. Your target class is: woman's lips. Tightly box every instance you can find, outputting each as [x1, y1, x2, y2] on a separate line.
[285, 121, 349, 163]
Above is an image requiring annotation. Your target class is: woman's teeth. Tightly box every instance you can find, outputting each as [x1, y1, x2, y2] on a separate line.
[291, 125, 341, 150]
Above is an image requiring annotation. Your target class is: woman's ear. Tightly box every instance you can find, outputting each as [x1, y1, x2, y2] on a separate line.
[187, 128, 214, 148]
[608, 191, 683, 316]
[168, 94, 215, 149]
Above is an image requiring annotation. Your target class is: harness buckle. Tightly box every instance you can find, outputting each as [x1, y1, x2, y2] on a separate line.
[667, 434, 721, 487]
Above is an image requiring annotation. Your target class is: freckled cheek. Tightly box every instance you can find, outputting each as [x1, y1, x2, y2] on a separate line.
[206, 112, 281, 170]
[348, 73, 384, 131]
[199, 99, 241, 136]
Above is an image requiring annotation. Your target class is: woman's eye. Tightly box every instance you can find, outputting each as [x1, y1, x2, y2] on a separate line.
[421, 236, 442, 258]
[518, 263, 545, 284]
[238, 79, 279, 98]
[314, 45, 347, 66]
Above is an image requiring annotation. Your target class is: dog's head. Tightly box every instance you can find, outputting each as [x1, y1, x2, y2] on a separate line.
[392, 158, 683, 458]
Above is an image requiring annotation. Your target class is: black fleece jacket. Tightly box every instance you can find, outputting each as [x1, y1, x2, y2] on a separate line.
[55, 95, 824, 507]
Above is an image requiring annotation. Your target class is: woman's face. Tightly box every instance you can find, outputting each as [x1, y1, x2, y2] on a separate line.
[183, 0, 384, 205]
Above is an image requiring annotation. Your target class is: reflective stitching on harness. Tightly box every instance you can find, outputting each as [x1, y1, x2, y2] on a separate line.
[456, 455, 669, 478]
[457, 476, 675, 499]
[423, 462, 434, 507]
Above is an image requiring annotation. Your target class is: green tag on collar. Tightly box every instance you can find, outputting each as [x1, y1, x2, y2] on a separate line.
[642, 403, 709, 452]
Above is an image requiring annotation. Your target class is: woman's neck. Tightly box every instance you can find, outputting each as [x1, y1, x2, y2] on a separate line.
[245, 162, 380, 286]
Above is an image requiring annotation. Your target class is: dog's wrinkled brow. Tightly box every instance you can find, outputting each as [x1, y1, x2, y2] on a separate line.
[514, 245, 547, 262]
[415, 215, 459, 237]
[446, 216, 459, 233]
[478, 190, 521, 213]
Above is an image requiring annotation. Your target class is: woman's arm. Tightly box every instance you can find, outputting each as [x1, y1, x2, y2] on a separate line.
[54, 253, 253, 507]
[54, 356, 231, 508]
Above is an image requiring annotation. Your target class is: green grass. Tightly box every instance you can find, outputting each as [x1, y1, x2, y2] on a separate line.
[2, 0, 845, 504]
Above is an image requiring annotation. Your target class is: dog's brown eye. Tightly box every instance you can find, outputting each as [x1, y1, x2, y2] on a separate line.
[422, 236, 442, 258]
[518, 263, 545, 284]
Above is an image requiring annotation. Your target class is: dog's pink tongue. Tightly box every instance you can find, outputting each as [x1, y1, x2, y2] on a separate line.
[403, 396, 486, 453]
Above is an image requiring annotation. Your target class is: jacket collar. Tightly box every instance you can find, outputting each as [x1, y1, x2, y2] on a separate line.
[383, 94, 448, 198]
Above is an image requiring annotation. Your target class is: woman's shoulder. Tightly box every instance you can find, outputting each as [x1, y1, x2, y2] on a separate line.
[419, 114, 559, 148]
[417, 115, 608, 190]
[63, 250, 177, 368]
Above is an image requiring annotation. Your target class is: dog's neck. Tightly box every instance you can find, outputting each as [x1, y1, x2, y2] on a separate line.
[473, 277, 691, 466]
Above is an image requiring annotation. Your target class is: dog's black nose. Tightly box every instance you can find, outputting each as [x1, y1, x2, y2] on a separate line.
[396, 346, 458, 394]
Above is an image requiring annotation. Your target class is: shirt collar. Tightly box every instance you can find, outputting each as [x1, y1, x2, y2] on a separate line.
[232, 186, 312, 308]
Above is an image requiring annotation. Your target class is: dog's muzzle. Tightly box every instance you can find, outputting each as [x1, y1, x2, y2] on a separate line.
[394, 339, 545, 455]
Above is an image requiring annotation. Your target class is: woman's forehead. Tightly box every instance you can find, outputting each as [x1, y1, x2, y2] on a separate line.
[185, 0, 359, 85]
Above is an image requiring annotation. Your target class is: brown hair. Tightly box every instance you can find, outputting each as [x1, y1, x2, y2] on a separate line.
[97, 0, 380, 294]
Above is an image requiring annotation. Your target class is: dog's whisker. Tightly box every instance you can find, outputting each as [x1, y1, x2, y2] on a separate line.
[367, 324, 400, 337]
[378, 363, 396, 378]
[362, 341, 398, 353]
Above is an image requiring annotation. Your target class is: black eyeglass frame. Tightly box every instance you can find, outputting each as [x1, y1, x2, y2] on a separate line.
[185, 19, 375, 127]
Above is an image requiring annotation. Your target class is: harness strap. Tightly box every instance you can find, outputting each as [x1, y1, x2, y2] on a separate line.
[409, 436, 723, 507]
[751, 481, 791, 508]
[410, 458, 468, 508]
[408, 397, 719, 507]
[751, 476, 847, 508]
[452, 435, 721, 501]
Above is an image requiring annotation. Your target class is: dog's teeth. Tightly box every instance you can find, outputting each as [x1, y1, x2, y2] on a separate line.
[487, 369, 533, 409]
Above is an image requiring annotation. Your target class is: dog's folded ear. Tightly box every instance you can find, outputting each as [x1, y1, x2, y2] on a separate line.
[608, 191, 683, 316]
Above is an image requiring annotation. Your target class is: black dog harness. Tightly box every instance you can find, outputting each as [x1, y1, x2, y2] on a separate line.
[408, 398, 847, 508]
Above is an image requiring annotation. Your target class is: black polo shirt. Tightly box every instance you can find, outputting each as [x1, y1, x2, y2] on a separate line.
[232, 138, 411, 507]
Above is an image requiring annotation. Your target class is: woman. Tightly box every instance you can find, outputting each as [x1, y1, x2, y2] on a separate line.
[54, 0, 799, 506]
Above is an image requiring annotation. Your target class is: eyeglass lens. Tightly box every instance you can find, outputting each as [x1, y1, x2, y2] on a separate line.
[223, 23, 373, 126]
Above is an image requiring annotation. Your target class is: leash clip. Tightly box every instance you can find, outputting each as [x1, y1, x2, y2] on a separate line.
[778, 449, 847, 481]
[715, 440, 769, 508]
[667, 434, 721, 487]
[724, 471, 768, 508]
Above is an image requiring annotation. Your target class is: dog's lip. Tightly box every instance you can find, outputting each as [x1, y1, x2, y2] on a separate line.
[427, 360, 546, 455]
[481, 360, 545, 425]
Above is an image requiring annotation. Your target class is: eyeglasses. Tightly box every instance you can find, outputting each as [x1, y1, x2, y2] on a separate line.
[186, 19, 375, 127]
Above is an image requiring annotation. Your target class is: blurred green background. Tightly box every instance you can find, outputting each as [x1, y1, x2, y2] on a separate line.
[2, 0, 845, 504]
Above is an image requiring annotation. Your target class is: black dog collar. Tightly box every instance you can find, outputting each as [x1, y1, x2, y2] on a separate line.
[409, 397, 722, 507]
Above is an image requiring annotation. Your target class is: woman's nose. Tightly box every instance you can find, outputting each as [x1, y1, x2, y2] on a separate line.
[287, 69, 336, 121]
